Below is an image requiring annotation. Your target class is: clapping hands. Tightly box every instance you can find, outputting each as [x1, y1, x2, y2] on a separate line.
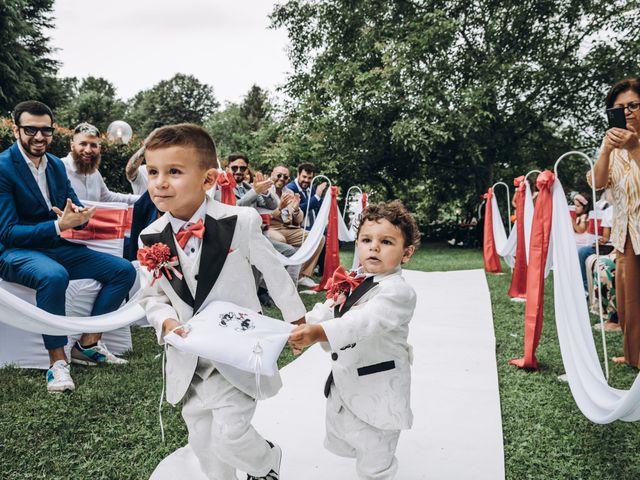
[253, 172, 274, 194]
[52, 199, 96, 231]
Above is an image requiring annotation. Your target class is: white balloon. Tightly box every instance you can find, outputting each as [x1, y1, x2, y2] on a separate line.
[106, 120, 133, 144]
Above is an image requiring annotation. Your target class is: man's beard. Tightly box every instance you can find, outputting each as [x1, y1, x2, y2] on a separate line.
[71, 150, 101, 175]
[20, 136, 49, 158]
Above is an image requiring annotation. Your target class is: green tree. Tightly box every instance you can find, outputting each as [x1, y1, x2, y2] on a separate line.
[205, 85, 281, 169]
[56, 76, 127, 131]
[271, 0, 640, 221]
[0, 0, 65, 114]
[126, 73, 219, 136]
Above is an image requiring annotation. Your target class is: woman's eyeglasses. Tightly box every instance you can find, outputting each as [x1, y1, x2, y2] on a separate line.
[18, 125, 55, 137]
[230, 165, 248, 173]
[275, 173, 289, 180]
[616, 101, 640, 113]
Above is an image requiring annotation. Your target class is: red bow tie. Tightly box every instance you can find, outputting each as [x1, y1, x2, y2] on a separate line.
[326, 266, 365, 300]
[176, 219, 205, 249]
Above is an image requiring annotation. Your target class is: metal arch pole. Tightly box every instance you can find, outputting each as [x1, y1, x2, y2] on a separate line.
[491, 181, 512, 235]
[342, 186, 363, 219]
[554, 150, 609, 381]
[303, 174, 333, 240]
[524, 169, 542, 184]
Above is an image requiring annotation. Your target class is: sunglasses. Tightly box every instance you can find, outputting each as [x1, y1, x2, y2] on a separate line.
[230, 165, 248, 173]
[18, 125, 55, 137]
[275, 173, 289, 180]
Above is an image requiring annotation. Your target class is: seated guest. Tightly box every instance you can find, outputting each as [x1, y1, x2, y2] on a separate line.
[0, 101, 136, 392]
[127, 191, 160, 261]
[571, 192, 592, 246]
[577, 192, 613, 293]
[125, 146, 148, 195]
[286, 162, 327, 230]
[268, 165, 324, 288]
[590, 252, 620, 331]
[228, 153, 278, 209]
[62, 123, 139, 204]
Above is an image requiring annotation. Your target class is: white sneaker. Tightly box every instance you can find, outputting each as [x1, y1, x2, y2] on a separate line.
[71, 340, 128, 366]
[46, 360, 75, 393]
[297, 276, 318, 288]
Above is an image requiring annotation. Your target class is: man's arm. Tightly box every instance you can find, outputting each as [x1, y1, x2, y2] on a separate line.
[125, 146, 145, 182]
[98, 172, 140, 205]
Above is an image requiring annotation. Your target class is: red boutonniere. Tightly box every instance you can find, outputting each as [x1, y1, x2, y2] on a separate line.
[325, 266, 364, 310]
[137, 242, 184, 286]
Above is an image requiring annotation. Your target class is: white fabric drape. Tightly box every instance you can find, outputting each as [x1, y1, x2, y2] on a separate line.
[490, 195, 516, 267]
[274, 192, 332, 266]
[552, 179, 640, 423]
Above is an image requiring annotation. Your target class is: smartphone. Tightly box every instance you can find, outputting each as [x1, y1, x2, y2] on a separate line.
[606, 107, 627, 129]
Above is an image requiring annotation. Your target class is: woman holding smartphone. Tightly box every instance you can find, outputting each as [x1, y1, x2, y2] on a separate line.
[591, 77, 640, 368]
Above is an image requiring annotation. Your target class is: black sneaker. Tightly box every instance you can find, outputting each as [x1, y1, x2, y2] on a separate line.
[247, 440, 281, 480]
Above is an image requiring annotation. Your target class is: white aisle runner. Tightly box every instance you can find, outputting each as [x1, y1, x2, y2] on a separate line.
[151, 269, 504, 479]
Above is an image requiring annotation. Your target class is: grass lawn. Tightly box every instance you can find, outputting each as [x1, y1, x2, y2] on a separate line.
[1, 243, 639, 479]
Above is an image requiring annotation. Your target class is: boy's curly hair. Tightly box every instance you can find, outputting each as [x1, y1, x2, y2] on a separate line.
[357, 200, 421, 249]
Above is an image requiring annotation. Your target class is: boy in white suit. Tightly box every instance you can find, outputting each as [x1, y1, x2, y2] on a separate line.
[137, 124, 306, 480]
[289, 200, 420, 480]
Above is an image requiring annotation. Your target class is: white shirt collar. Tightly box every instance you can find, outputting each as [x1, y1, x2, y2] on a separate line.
[62, 153, 78, 173]
[168, 198, 207, 234]
[17, 141, 47, 170]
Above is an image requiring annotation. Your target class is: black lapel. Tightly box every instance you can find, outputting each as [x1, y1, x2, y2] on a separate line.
[11, 145, 50, 212]
[139, 222, 194, 308]
[193, 214, 238, 313]
[335, 276, 377, 318]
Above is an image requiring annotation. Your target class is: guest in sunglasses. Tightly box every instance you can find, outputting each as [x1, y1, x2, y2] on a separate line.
[268, 165, 325, 289]
[227, 153, 278, 210]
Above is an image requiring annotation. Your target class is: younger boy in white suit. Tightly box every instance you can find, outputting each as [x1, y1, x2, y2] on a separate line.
[289, 200, 420, 480]
[138, 124, 306, 480]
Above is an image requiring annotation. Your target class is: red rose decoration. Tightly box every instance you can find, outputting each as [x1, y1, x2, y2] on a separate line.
[137, 242, 183, 285]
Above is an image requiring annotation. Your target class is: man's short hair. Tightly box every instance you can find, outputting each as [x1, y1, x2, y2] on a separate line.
[228, 153, 249, 164]
[12, 100, 54, 125]
[144, 123, 217, 170]
[73, 122, 100, 137]
[357, 200, 421, 249]
[297, 162, 315, 175]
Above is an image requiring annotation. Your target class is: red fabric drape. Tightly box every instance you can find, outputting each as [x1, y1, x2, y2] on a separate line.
[216, 171, 237, 206]
[314, 186, 341, 291]
[361, 192, 368, 210]
[483, 188, 502, 273]
[61, 207, 128, 240]
[510, 170, 554, 369]
[508, 176, 528, 299]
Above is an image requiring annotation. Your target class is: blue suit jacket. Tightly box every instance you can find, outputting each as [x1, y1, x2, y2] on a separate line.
[286, 179, 322, 229]
[0, 142, 83, 255]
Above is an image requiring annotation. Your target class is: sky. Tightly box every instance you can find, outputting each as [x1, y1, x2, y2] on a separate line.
[49, 0, 292, 104]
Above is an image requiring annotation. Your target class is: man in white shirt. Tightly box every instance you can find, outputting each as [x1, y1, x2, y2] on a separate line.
[62, 123, 139, 204]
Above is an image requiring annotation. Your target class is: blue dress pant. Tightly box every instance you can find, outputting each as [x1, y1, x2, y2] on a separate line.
[578, 245, 596, 292]
[0, 242, 136, 350]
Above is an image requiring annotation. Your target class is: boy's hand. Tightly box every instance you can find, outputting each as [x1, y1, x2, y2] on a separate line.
[288, 324, 327, 354]
[162, 318, 188, 338]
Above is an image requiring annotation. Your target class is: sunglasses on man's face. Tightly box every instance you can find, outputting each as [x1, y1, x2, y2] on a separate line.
[275, 173, 289, 180]
[230, 165, 248, 173]
[18, 125, 55, 137]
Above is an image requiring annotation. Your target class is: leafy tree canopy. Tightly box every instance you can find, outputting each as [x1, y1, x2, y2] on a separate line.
[126, 73, 219, 136]
[271, 0, 640, 221]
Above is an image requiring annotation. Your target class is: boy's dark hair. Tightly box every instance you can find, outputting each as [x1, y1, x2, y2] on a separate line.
[228, 152, 248, 164]
[605, 77, 640, 109]
[144, 123, 217, 170]
[357, 200, 421, 249]
[12, 100, 54, 125]
[298, 163, 315, 175]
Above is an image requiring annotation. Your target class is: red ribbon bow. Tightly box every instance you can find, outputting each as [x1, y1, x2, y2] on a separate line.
[326, 266, 364, 301]
[176, 219, 205, 249]
[514, 175, 526, 192]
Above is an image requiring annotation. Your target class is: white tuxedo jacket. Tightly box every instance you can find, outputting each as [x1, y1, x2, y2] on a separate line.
[306, 267, 416, 430]
[138, 199, 306, 405]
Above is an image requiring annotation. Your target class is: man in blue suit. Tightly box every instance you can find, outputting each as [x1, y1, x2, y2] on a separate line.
[0, 101, 136, 393]
[286, 162, 327, 230]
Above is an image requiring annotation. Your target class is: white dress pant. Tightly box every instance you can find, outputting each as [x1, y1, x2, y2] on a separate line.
[325, 385, 401, 480]
[182, 368, 276, 480]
